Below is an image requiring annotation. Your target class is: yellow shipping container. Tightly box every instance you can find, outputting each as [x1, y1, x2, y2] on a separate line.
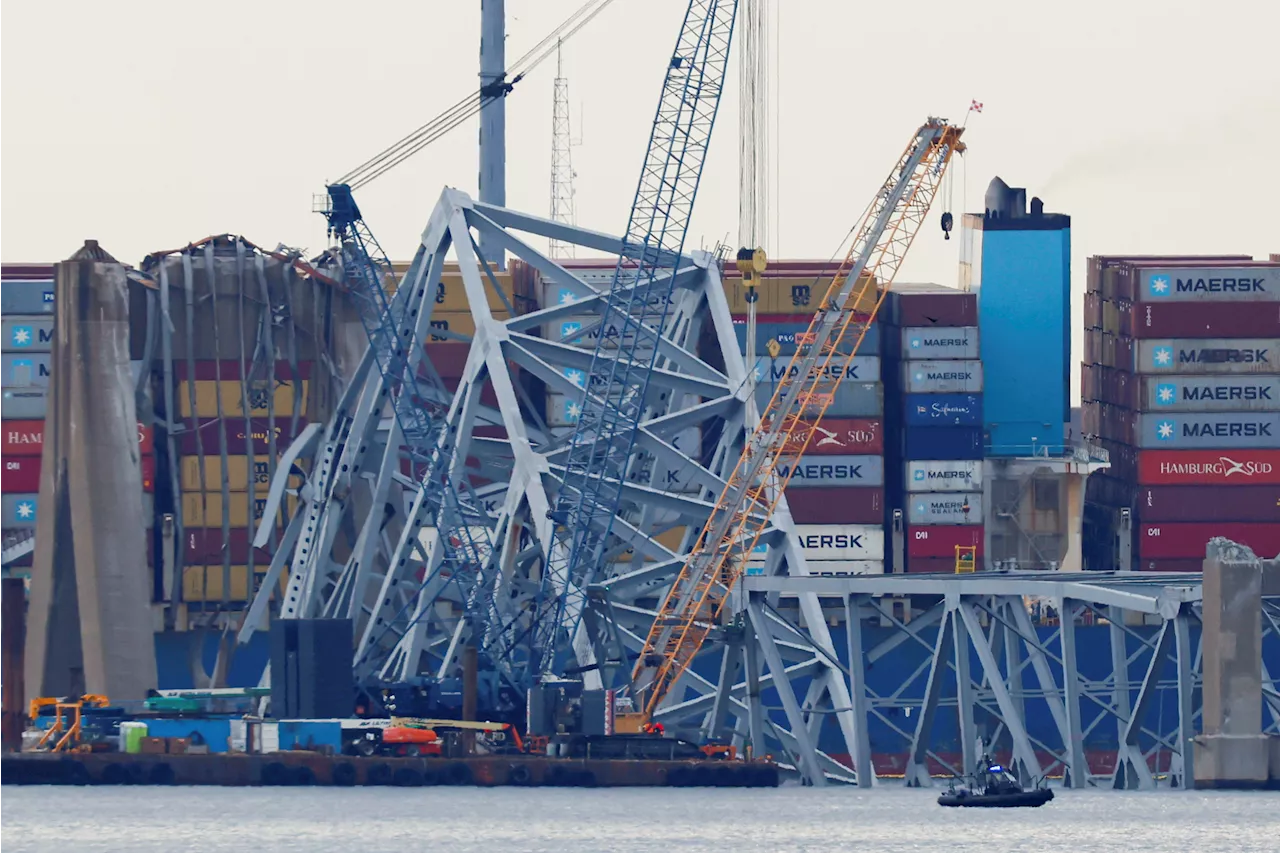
[424, 310, 512, 343]
[182, 565, 254, 602]
[723, 274, 879, 316]
[180, 455, 307, 493]
[388, 263, 521, 313]
[177, 380, 308, 420]
[617, 527, 689, 563]
[181, 492, 299, 528]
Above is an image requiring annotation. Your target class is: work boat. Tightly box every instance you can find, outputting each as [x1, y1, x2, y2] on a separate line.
[937, 757, 1055, 808]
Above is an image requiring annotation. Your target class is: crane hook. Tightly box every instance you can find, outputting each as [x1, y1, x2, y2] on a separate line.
[940, 211, 954, 240]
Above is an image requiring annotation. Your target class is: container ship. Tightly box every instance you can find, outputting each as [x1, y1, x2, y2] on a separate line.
[3, 180, 1276, 777]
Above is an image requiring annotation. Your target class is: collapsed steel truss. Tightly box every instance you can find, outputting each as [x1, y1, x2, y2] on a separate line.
[243, 188, 860, 767]
[736, 572, 1280, 788]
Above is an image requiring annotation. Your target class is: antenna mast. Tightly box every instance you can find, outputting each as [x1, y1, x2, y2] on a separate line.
[549, 39, 579, 258]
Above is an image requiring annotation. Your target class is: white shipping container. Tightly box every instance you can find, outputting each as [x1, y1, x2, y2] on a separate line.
[793, 524, 885, 561]
[1136, 266, 1280, 303]
[1138, 339, 1280, 375]
[806, 560, 885, 576]
[901, 360, 984, 394]
[900, 326, 979, 360]
[906, 460, 983, 493]
[907, 493, 984, 526]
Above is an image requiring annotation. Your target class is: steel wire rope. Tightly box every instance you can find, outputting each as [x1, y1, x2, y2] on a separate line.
[340, 0, 622, 191]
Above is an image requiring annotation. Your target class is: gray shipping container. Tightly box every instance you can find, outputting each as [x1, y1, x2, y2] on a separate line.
[1135, 266, 1280, 303]
[1, 386, 49, 419]
[754, 380, 883, 417]
[1136, 412, 1280, 449]
[2, 316, 56, 353]
[776, 454, 884, 488]
[907, 492, 984, 525]
[1138, 339, 1280, 375]
[1, 353, 52, 387]
[901, 360, 984, 394]
[1141, 375, 1280, 413]
[900, 326, 980, 360]
[0, 280, 55, 315]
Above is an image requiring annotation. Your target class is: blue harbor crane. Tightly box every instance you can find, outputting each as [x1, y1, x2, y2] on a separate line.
[530, 1, 740, 679]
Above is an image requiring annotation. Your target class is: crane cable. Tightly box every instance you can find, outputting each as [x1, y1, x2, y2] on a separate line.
[340, 0, 622, 190]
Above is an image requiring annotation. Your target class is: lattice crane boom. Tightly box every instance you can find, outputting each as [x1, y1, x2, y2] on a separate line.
[318, 184, 509, 686]
[630, 118, 967, 721]
[530, 0, 740, 677]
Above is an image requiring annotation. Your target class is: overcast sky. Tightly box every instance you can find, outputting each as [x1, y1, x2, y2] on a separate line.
[3, 0, 1278, 398]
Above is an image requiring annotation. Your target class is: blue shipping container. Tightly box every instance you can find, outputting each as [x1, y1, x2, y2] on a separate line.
[278, 720, 343, 753]
[903, 393, 983, 427]
[903, 426, 984, 460]
[139, 717, 234, 753]
[735, 320, 880, 357]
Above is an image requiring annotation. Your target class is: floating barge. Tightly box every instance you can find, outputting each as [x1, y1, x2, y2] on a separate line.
[1, 751, 780, 788]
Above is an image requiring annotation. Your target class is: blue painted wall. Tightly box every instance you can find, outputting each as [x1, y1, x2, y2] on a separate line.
[977, 228, 1071, 455]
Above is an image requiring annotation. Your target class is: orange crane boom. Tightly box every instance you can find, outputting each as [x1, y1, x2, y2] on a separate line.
[626, 118, 967, 724]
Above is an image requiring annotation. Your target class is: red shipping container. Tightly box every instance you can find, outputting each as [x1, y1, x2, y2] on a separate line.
[1137, 449, 1280, 485]
[2, 420, 45, 456]
[785, 487, 884, 524]
[905, 556, 967, 574]
[170, 360, 315, 381]
[178, 417, 308, 456]
[1134, 559, 1204, 573]
[887, 290, 977, 328]
[3, 456, 41, 492]
[1136, 485, 1280, 523]
[907, 525, 984, 558]
[183, 527, 270, 565]
[1138, 523, 1280, 559]
[1132, 301, 1280, 339]
[776, 418, 882, 455]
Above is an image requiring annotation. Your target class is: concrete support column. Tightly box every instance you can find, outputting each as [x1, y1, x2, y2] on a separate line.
[1193, 539, 1276, 788]
[1061, 473, 1086, 572]
[25, 242, 157, 702]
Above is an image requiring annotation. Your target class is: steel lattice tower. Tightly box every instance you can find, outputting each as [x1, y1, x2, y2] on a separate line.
[548, 41, 577, 259]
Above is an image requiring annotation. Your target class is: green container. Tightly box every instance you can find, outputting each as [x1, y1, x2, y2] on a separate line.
[121, 722, 148, 754]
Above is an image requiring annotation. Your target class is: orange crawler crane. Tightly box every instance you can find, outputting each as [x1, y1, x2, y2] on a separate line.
[619, 117, 967, 731]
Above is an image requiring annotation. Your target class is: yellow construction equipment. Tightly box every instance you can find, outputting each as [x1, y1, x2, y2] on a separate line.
[31, 694, 110, 752]
[955, 545, 977, 573]
[622, 117, 967, 729]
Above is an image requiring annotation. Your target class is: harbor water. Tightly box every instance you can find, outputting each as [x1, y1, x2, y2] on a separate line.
[3, 786, 1278, 852]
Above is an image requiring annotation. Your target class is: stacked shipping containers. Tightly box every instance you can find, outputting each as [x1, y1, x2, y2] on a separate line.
[882, 285, 984, 572]
[1082, 256, 1280, 569]
[730, 263, 886, 574]
[174, 364, 309, 603]
[1, 266, 57, 567]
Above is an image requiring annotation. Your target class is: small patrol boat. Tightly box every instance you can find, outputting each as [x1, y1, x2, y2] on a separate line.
[937, 756, 1055, 808]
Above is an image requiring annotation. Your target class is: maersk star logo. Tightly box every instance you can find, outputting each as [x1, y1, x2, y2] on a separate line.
[913, 469, 925, 481]
[1155, 420, 1176, 441]
[15, 500, 36, 522]
[1148, 275, 1171, 297]
[1152, 346, 1174, 368]
[910, 338, 921, 349]
[10, 326, 33, 348]
[560, 321, 582, 339]
[557, 288, 576, 306]
[564, 399, 581, 422]
[564, 368, 586, 388]
[1154, 383, 1177, 406]
[914, 502, 926, 515]
[913, 371, 924, 383]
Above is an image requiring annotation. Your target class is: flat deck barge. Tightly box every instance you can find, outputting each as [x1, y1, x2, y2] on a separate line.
[1, 752, 780, 788]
